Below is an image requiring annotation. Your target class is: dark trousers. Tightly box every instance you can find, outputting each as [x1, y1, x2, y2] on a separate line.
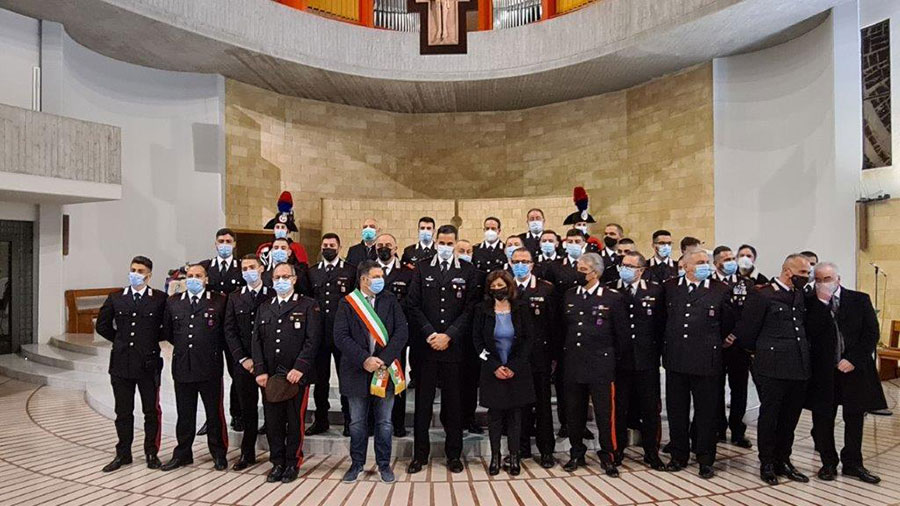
[755, 375, 807, 465]
[391, 347, 408, 429]
[488, 408, 522, 456]
[173, 378, 228, 461]
[414, 359, 462, 461]
[717, 348, 750, 440]
[461, 347, 480, 428]
[812, 405, 865, 468]
[233, 365, 260, 458]
[264, 385, 310, 468]
[520, 366, 555, 456]
[224, 352, 241, 420]
[553, 360, 568, 428]
[566, 380, 616, 462]
[111, 373, 161, 458]
[666, 371, 717, 466]
[615, 368, 661, 456]
[312, 341, 349, 424]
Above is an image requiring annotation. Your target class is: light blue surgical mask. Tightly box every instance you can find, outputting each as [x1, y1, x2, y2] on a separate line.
[458, 254, 472, 263]
[529, 220, 544, 234]
[128, 272, 145, 289]
[437, 244, 454, 261]
[505, 245, 518, 260]
[678, 268, 686, 278]
[361, 227, 377, 242]
[185, 278, 204, 295]
[540, 242, 556, 256]
[242, 270, 260, 285]
[418, 229, 433, 243]
[273, 278, 293, 295]
[619, 266, 638, 284]
[369, 277, 385, 295]
[512, 262, 530, 280]
[657, 244, 672, 258]
[722, 260, 738, 276]
[271, 249, 288, 264]
[273, 229, 287, 240]
[217, 243, 233, 259]
[694, 263, 712, 281]
[566, 243, 584, 259]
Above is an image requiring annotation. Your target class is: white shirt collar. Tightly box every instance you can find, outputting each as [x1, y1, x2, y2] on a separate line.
[322, 257, 340, 268]
[128, 285, 148, 297]
[578, 282, 601, 296]
[774, 278, 792, 291]
[218, 255, 234, 267]
[189, 289, 206, 300]
[277, 292, 295, 303]
[419, 241, 434, 249]
[516, 274, 532, 288]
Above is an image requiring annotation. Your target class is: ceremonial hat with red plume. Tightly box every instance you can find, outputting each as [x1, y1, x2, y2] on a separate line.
[563, 186, 596, 225]
[264, 191, 298, 232]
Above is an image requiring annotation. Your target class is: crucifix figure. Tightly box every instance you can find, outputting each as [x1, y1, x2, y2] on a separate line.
[408, 0, 476, 54]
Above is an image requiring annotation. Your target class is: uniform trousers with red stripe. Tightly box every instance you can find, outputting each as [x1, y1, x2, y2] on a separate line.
[566, 380, 616, 463]
[614, 368, 662, 457]
[264, 386, 310, 468]
[111, 373, 162, 458]
[173, 378, 228, 462]
[666, 371, 718, 466]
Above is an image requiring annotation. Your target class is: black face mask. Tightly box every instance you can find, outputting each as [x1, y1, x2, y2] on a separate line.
[603, 236, 617, 249]
[376, 247, 393, 262]
[491, 289, 509, 301]
[790, 274, 807, 290]
[321, 248, 338, 262]
[575, 272, 589, 286]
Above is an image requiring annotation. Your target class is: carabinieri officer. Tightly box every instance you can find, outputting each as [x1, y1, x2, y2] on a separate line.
[96, 255, 167, 472]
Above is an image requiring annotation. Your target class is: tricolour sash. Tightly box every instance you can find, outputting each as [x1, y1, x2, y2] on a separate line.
[345, 289, 406, 397]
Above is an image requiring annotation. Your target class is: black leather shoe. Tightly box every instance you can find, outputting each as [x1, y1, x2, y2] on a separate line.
[556, 427, 568, 439]
[489, 456, 501, 476]
[393, 426, 408, 437]
[467, 423, 484, 435]
[731, 437, 752, 449]
[213, 457, 228, 471]
[582, 428, 594, 440]
[305, 420, 329, 436]
[232, 455, 256, 471]
[160, 457, 192, 471]
[699, 464, 715, 479]
[775, 462, 809, 483]
[759, 463, 778, 485]
[266, 465, 285, 482]
[197, 421, 208, 436]
[258, 424, 266, 434]
[539, 454, 555, 469]
[448, 459, 464, 473]
[406, 459, 425, 474]
[519, 447, 533, 459]
[563, 456, 586, 472]
[817, 465, 837, 481]
[665, 459, 687, 472]
[613, 450, 624, 467]
[843, 465, 881, 484]
[509, 455, 521, 476]
[281, 466, 299, 483]
[231, 418, 244, 432]
[600, 460, 619, 478]
[146, 454, 162, 469]
[644, 454, 666, 471]
[102, 455, 132, 472]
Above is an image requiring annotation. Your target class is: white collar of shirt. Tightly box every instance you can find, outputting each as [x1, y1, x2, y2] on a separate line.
[218, 256, 234, 268]
[578, 283, 601, 296]
[652, 256, 673, 266]
[419, 241, 434, 250]
[483, 240, 501, 249]
[247, 283, 262, 295]
[605, 247, 615, 256]
[189, 289, 206, 300]
[322, 257, 340, 268]
[517, 274, 533, 288]
[774, 278, 792, 291]
[628, 280, 642, 292]
[542, 251, 557, 260]
[129, 286, 148, 297]
[277, 293, 294, 303]
[378, 258, 397, 273]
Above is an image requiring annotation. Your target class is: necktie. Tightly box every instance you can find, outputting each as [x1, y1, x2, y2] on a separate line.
[519, 284, 526, 293]
[630, 285, 637, 297]
[134, 293, 142, 303]
[279, 299, 286, 309]
[219, 261, 226, 274]
[326, 264, 334, 273]
[441, 261, 448, 272]
[251, 290, 257, 301]
[191, 295, 198, 309]
[688, 283, 695, 293]
[830, 297, 844, 364]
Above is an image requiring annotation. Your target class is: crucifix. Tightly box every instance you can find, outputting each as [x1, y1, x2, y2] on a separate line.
[408, 0, 477, 55]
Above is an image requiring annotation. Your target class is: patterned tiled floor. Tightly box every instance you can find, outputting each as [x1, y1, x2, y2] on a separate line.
[2, 374, 900, 505]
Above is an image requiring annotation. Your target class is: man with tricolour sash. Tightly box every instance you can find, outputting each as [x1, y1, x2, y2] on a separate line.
[333, 260, 409, 484]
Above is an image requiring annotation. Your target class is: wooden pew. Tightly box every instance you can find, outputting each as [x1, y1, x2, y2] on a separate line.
[65, 288, 121, 334]
[877, 320, 900, 380]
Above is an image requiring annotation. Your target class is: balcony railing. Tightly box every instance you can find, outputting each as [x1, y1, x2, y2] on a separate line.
[276, 0, 597, 30]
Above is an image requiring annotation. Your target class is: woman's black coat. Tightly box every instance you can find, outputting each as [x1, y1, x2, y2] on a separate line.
[472, 298, 535, 410]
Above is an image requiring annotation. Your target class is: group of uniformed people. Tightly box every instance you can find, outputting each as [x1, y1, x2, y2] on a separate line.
[94, 188, 886, 487]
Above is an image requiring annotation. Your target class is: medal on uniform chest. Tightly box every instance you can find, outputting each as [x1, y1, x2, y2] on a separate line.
[535, 307, 541, 315]
[709, 308, 716, 317]
[596, 318, 604, 327]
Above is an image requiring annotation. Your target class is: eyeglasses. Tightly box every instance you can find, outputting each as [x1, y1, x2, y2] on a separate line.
[272, 276, 294, 282]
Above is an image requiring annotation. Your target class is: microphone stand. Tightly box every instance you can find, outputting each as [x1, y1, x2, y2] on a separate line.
[871, 263, 892, 416]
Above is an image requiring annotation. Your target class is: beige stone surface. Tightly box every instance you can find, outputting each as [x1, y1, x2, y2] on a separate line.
[857, 199, 900, 343]
[226, 63, 714, 255]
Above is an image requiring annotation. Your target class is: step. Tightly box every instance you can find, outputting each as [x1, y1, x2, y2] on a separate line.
[50, 334, 111, 357]
[0, 353, 106, 389]
[21, 343, 110, 374]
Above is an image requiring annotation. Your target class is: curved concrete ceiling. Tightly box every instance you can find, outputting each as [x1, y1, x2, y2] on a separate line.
[0, 0, 837, 112]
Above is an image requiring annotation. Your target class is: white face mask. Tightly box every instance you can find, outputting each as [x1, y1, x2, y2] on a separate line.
[737, 256, 754, 271]
[484, 229, 499, 243]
